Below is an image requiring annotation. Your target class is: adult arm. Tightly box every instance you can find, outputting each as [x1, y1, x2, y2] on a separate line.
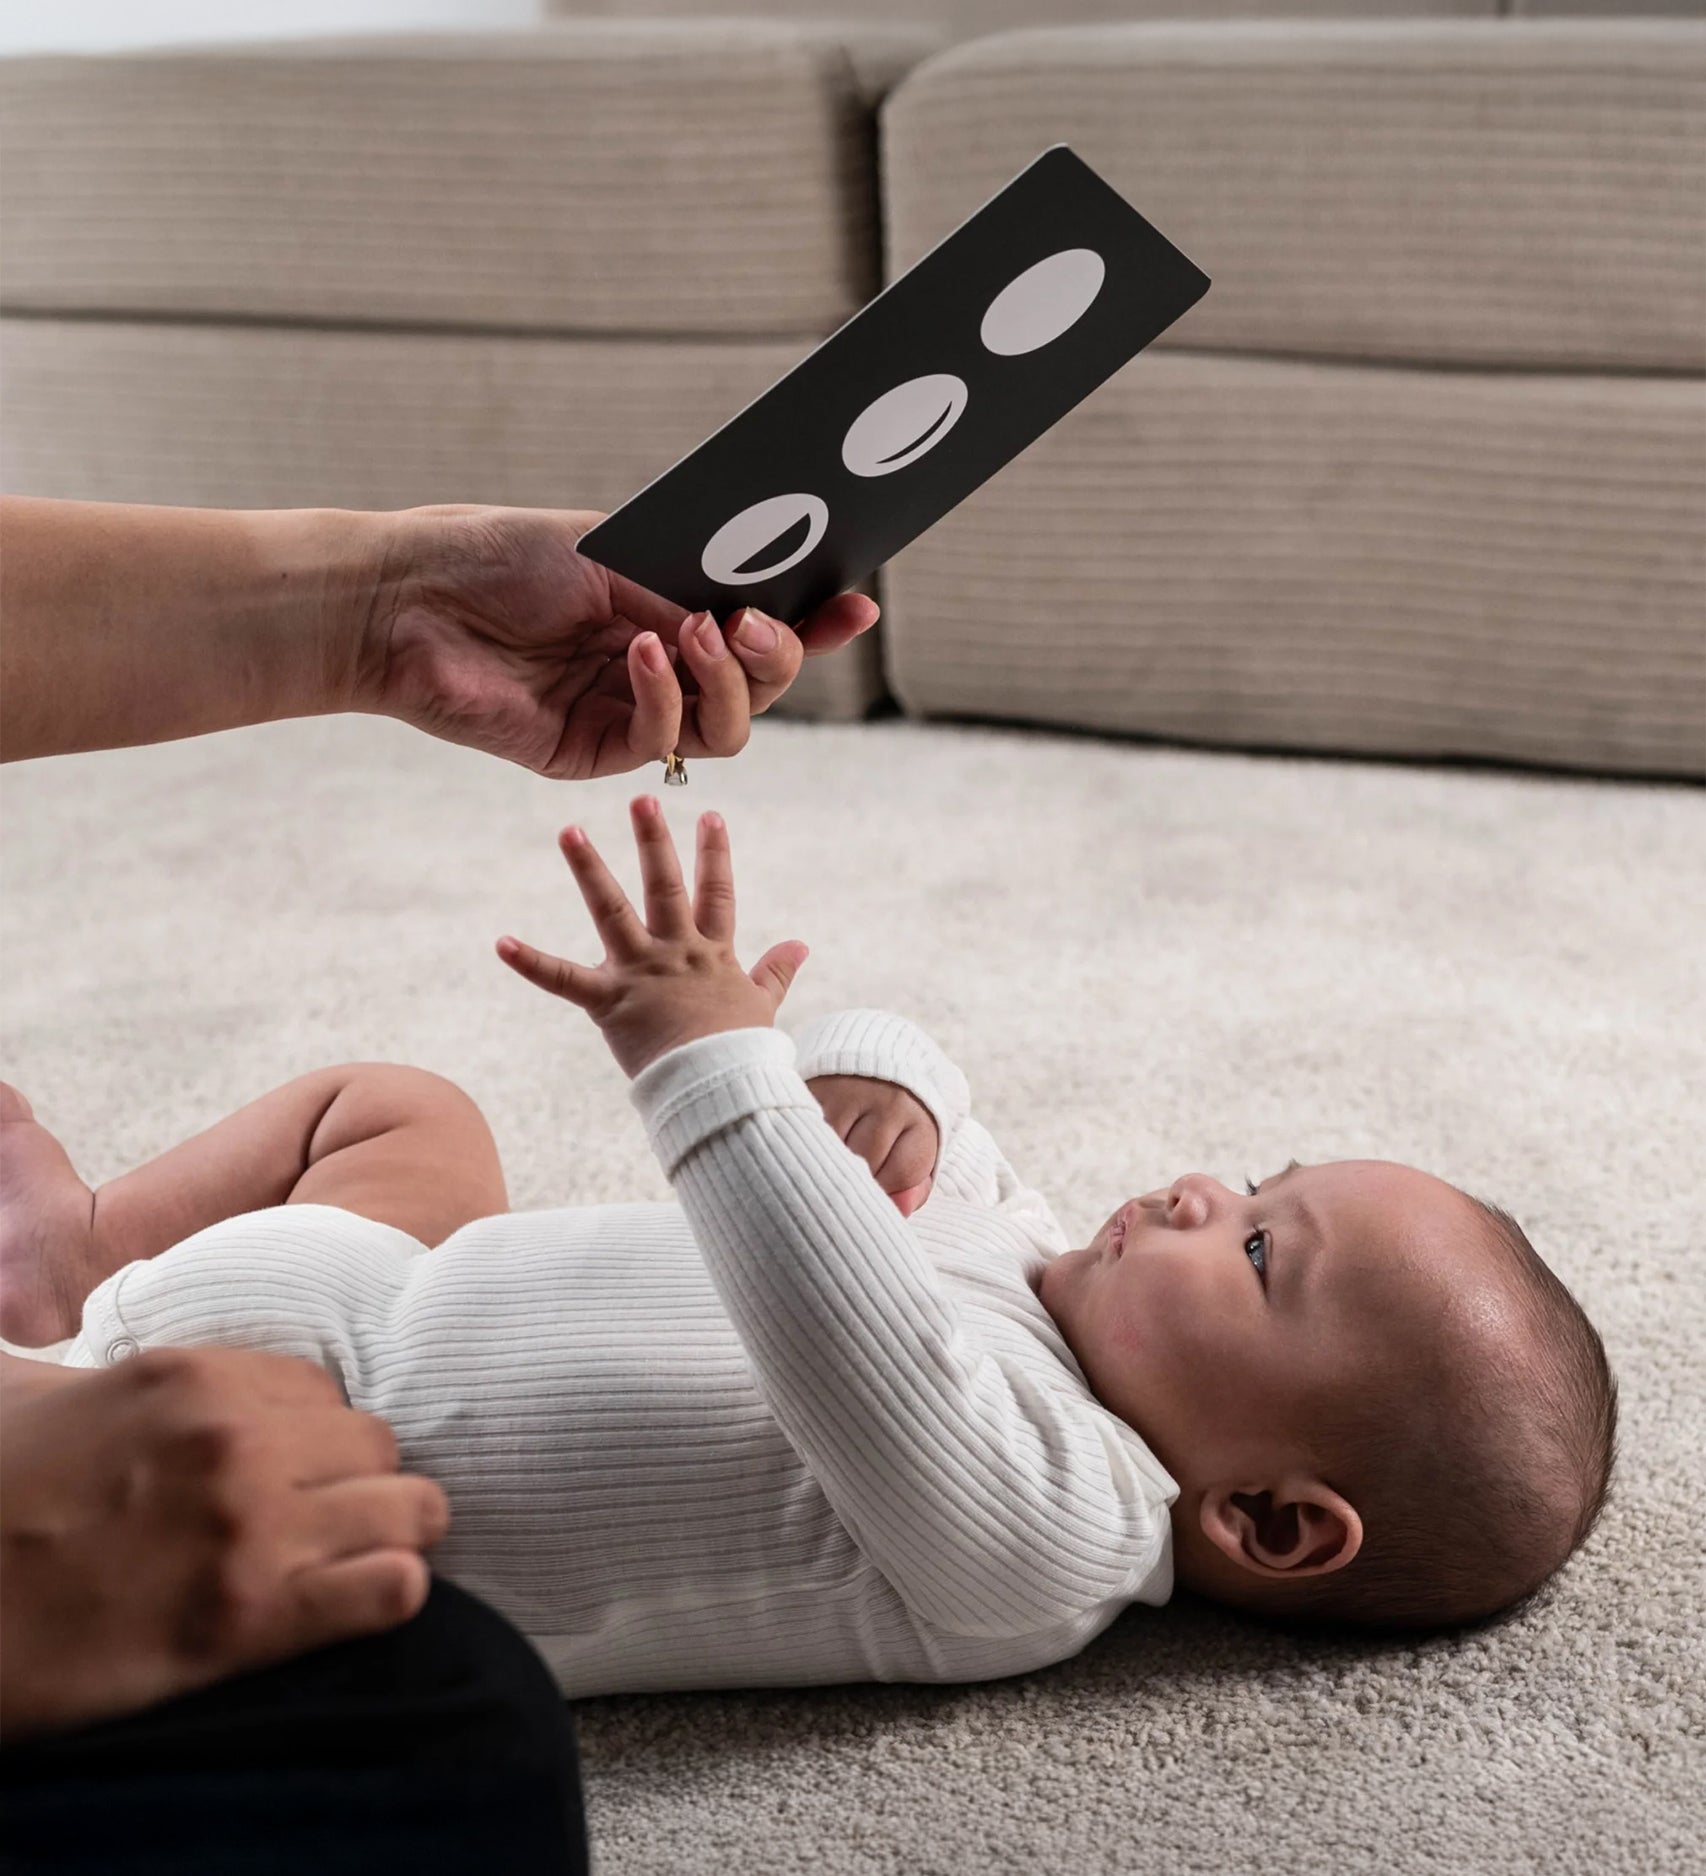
[0, 1345, 448, 1743]
[0, 497, 877, 773]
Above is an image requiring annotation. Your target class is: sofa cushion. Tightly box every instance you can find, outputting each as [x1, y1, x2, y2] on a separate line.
[882, 350, 1704, 777]
[1514, 1, 1703, 13]
[548, 2, 1500, 32]
[0, 316, 881, 721]
[884, 20, 1706, 371]
[0, 23, 933, 335]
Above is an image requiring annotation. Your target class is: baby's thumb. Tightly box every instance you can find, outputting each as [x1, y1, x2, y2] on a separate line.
[750, 940, 809, 1011]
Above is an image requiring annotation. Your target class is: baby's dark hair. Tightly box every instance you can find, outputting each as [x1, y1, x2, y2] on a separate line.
[1279, 1199, 1617, 1634]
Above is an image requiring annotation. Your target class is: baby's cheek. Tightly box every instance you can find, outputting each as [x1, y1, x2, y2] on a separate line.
[1116, 1262, 1224, 1375]
[1107, 1275, 1178, 1365]
[1106, 1313, 1146, 1362]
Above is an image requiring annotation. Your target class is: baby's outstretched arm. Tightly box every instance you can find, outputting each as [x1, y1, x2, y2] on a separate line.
[498, 805, 1163, 1638]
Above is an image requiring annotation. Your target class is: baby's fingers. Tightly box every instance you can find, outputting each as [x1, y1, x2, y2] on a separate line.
[874, 1126, 938, 1213]
[495, 935, 602, 1008]
[693, 810, 736, 943]
[748, 939, 808, 1014]
[845, 1111, 901, 1172]
[558, 825, 648, 959]
[889, 1179, 934, 1219]
[630, 795, 692, 937]
[845, 1113, 932, 1216]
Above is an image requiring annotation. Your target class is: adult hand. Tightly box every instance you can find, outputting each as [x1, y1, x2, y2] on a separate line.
[358, 505, 879, 779]
[0, 497, 879, 772]
[0, 1345, 448, 1743]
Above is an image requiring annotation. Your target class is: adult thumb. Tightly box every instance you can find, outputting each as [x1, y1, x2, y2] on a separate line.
[750, 941, 809, 1011]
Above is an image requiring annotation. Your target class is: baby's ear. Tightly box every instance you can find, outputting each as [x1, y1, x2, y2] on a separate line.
[1199, 1480, 1363, 1580]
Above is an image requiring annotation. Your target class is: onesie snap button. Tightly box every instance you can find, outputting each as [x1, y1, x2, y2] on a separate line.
[105, 1335, 140, 1363]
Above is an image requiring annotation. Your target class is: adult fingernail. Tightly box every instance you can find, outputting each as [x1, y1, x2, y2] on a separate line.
[734, 610, 780, 652]
[638, 632, 666, 673]
[696, 615, 728, 659]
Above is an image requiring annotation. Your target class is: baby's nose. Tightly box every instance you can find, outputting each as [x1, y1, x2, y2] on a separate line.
[1164, 1175, 1215, 1229]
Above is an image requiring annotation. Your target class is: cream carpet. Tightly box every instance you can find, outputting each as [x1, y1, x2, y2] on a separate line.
[2, 713, 1701, 1875]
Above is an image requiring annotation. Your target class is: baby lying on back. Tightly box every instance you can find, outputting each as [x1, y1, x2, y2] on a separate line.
[7, 802, 1616, 1694]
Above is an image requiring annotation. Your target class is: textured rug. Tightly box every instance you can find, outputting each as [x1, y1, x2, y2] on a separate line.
[2, 713, 1700, 1875]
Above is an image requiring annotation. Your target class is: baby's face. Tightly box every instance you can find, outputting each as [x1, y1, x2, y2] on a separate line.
[1038, 1160, 1507, 1495]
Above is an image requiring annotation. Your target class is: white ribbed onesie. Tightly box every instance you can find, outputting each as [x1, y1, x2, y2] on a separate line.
[66, 1010, 1176, 1697]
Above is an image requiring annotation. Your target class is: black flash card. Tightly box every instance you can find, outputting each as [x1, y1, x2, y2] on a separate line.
[576, 145, 1210, 625]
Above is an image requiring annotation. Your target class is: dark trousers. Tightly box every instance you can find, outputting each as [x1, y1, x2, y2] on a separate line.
[0, 1579, 589, 1876]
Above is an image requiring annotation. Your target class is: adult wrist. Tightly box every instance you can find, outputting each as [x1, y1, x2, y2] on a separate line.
[260, 505, 400, 721]
[331, 503, 498, 723]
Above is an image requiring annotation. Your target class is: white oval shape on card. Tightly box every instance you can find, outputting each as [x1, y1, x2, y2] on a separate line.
[841, 374, 970, 478]
[700, 493, 830, 587]
[980, 248, 1107, 356]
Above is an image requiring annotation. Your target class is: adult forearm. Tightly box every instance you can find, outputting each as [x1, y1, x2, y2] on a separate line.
[0, 498, 384, 761]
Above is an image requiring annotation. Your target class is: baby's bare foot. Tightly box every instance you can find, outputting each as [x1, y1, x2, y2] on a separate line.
[0, 1084, 99, 1346]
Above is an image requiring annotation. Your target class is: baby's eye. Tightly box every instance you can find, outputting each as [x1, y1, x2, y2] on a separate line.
[1244, 1230, 1269, 1283]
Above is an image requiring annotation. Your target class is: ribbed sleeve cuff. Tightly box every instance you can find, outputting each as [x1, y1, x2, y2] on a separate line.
[793, 1008, 971, 1150]
[64, 1263, 138, 1368]
[630, 1026, 819, 1177]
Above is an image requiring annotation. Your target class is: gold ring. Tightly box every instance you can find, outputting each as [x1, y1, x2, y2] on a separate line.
[663, 751, 688, 787]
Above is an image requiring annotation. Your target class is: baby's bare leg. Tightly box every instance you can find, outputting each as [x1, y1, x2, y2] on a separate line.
[0, 1067, 506, 1346]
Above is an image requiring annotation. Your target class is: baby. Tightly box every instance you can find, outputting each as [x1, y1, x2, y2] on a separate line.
[0, 801, 1616, 1695]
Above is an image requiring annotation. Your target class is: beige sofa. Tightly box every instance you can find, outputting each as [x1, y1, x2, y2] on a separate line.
[3, 6, 1702, 770]
[879, 20, 1705, 773]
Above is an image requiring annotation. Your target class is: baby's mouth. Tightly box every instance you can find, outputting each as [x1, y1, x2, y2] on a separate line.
[1105, 1203, 1133, 1257]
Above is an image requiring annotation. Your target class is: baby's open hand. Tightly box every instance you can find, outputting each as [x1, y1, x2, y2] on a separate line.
[807, 1076, 939, 1218]
[497, 799, 807, 1079]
